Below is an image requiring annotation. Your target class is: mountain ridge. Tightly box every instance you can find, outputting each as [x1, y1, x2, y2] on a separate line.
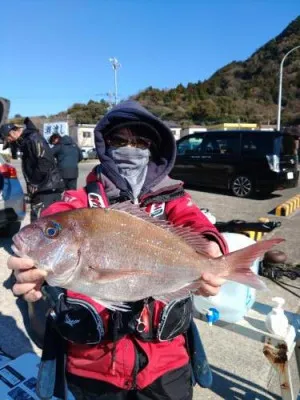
[9, 16, 300, 127]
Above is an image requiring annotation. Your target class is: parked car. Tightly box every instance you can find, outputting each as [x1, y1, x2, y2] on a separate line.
[81, 149, 89, 160]
[171, 130, 299, 198]
[87, 148, 97, 159]
[0, 154, 26, 236]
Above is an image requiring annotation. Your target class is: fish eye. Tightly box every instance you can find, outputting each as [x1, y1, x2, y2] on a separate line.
[45, 221, 61, 239]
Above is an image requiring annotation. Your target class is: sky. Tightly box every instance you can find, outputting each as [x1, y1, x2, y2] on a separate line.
[1, 0, 299, 117]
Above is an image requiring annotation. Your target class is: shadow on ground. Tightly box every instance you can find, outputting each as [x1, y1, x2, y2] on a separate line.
[3, 273, 45, 350]
[0, 235, 14, 255]
[0, 235, 34, 357]
[0, 312, 35, 358]
[209, 365, 280, 400]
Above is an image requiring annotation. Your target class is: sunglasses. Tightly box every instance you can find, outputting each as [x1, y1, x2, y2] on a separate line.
[106, 135, 152, 150]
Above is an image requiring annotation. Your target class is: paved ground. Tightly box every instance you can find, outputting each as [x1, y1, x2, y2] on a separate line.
[0, 160, 299, 399]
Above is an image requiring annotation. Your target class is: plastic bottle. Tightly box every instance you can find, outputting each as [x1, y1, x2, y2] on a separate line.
[265, 297, 289, 337]
[193, 232, 260, 323]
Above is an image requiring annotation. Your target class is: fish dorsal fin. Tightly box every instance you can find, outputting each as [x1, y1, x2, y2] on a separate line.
[109, 201, 213, 257]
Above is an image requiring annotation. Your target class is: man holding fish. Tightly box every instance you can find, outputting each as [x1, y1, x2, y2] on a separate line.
[8, 101, 282, 400]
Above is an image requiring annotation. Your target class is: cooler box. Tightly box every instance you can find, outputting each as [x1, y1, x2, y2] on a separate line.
[0, 352, 74, 400]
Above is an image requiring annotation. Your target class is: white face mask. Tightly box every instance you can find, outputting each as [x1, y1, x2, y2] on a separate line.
[107, 146, 150, 199]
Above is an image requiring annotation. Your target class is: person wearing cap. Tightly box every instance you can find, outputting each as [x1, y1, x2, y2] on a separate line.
[0, 118, 64, 221]
[8, 101, 228, 400]
[49, 133, 83, 190]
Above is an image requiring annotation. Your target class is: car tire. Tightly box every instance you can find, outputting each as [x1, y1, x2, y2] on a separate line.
[1, 221, 22, 237]
[231, 175, 253, 198]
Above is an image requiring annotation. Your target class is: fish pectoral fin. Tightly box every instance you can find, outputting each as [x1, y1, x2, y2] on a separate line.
[86, 267, 152, 283]
[90, 298, 131, 312]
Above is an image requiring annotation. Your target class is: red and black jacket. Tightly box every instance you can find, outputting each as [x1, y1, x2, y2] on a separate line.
[38, 172, 227, 394]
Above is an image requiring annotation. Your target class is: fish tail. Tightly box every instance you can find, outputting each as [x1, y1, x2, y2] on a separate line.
[217, 238, 284, 290]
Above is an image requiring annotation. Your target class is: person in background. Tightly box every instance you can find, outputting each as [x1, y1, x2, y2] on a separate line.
[0, 118, 64, 221]
[8, 101, 228, 400]
[49, 133, 83, 190]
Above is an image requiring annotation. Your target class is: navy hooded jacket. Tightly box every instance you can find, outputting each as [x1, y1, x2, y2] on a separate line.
[94, 100, 177, 199]
[51, 135, 83, 179]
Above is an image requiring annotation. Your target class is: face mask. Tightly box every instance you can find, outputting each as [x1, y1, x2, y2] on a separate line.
[107, 146, 150, 199]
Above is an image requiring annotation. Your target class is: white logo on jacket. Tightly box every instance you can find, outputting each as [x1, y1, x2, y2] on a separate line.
[63, 194, 78, 203]
[149, 202, 166, 218]
[88, 193, 106, 208]
[64, 314, 80, 327]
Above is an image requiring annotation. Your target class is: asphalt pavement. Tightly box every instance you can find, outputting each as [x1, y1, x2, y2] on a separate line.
[0, 160, 299, 399]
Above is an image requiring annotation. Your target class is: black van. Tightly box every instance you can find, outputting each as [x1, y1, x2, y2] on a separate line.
[171, 130, 299, 197]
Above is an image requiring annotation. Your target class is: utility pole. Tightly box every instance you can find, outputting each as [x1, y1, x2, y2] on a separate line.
[109, 57, 121, 105]
[277, 45, 300, 131]
[95, 92, 114, 109]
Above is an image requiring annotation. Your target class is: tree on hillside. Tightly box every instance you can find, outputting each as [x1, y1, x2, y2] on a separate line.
[67, 100, 109, 124]
[133, 16, 300, 126]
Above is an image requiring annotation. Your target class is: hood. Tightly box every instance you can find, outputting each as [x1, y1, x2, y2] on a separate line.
[22, 117, 39, 138]
[60, 135, 74, 145]
[94, 100, 177, 194]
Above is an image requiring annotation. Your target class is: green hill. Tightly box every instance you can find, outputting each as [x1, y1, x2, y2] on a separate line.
[133, 16, 300, 127]
[9, 17, 300, 128]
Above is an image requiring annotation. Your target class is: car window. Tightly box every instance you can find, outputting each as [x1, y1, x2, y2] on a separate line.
[242, 133, 275, 155]
[177, 136, 204, 155]
[281, 134, 296, 155]
[202, 134, 240, 155]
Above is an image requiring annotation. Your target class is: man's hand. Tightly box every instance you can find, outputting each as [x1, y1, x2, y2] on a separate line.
[206, 240, 223, 258]
[7, 256, 47, 302]
[194, 241, 225, 297]
[194, 272, 226, 297]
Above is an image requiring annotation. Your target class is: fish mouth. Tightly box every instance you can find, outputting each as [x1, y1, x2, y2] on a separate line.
[11, 234, 29, 258]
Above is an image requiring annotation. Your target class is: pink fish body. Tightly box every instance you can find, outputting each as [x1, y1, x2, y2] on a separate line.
[12, 203, 284, 310]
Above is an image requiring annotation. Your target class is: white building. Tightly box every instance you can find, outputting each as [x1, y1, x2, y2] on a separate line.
[170, 127, 182, 141]
[259, 124, 276, 131]
[164, 121, 182, 141]
[69, 124, 96, 149]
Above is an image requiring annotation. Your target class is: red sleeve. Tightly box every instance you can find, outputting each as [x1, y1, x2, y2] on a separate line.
[165, 193, 228, 254]
[86, 169, 97, 183]
[41, 188, 89, 217]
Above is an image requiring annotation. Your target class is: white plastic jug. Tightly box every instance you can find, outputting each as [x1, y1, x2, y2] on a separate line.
[193, 232, 260, 324]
